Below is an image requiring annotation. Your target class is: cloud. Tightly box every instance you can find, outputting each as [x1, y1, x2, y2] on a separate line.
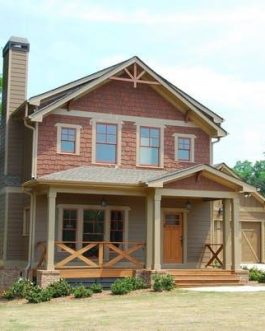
[147, 62, 265, 164]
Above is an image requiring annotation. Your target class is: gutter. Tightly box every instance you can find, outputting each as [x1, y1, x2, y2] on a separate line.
[23, 103, 38, 179]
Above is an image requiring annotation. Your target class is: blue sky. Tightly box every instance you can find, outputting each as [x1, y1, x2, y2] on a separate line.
[1, 0, 264, 166]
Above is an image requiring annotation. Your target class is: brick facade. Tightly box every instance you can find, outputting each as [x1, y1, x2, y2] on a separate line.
[37, 81, 210, 176]
[0, 267, 22, 291]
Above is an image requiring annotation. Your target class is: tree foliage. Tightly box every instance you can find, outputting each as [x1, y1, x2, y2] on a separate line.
[233, 159, 265, 196]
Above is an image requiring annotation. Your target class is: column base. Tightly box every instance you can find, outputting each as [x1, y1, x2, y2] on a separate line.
[37, 270, 61, 288]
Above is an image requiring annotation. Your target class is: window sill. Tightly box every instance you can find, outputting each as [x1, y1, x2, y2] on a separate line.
[57, 152, 80, 156]
[91, 162, 119, 167]
[136, 165, 164, 170]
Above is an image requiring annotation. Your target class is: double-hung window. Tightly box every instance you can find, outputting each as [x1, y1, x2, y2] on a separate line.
[96, 123, 117, 164]
[56, 123, 81, 155]
[61, 127, 76, 153]
[178, 137, 191, 161]
[174, 134, 195, 162]
[139, 127, 160, 166]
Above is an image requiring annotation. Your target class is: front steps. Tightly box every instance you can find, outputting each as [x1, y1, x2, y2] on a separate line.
[166, 269, 248, 288]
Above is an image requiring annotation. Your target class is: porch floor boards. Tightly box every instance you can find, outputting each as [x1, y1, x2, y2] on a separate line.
[165, 269, 247, 287]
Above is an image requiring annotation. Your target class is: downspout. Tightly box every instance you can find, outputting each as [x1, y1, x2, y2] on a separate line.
[23, 189, 36, 278]
[210, 137, 221, 165]
[23, 103, 38, 277]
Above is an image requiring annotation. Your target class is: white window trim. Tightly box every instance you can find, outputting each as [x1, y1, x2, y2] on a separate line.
[136, 124, 165, 168]
[91, 119, 122, 166]
[174, 133, 196, 163]
[55, 123, 82, 155]
[57, 204, 130, 251]
[23, 207, 30, 237]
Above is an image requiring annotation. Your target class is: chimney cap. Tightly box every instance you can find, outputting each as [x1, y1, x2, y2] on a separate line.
[3, 36, 30, 56]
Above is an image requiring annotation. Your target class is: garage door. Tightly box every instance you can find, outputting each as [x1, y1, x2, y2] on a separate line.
[241, 222, 261, 263]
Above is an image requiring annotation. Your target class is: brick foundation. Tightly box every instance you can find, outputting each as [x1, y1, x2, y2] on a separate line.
[134, 269, 152, 287]
[37, 270, 61, 288]
[235, 269, 249, 284]
[0, 267, 22, 291]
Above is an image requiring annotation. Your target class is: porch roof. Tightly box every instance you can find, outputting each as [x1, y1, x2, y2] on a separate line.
[24, 164, 259, 196]
[32, 166, 170, 186]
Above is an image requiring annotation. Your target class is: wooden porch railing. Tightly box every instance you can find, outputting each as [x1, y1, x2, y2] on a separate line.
[204, 243, 223, 267]
[35, 241, 145, 269]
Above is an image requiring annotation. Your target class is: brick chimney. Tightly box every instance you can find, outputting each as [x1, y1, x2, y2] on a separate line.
[0, 36, 30, 180]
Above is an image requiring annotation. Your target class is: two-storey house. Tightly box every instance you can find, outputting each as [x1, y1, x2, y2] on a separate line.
[0, 36, 264, 289]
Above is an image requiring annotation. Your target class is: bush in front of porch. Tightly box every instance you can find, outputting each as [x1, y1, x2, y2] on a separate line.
[111, 277, 147, 295]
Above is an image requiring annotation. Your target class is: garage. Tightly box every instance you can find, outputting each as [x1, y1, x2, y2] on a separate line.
[241, 222, 261, 263]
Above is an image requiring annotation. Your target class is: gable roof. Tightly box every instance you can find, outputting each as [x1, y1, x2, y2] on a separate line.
[146, 164, 257, 192]
[22, 56, 226, 138]
[215, 163, 265, 205]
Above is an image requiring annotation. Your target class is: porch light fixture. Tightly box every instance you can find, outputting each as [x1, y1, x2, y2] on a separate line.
[218, 207, 223, 216]
[101, 197, 107, 207]
[244, 192, 251, 198]
[185, 200, 192, 210]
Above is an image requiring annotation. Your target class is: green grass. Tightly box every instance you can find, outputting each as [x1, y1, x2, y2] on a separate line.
[1, 290, 265, 330]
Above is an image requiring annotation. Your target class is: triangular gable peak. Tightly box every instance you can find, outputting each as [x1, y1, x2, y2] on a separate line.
[26, 57, 226, 138]
[147, 164, 257, 193]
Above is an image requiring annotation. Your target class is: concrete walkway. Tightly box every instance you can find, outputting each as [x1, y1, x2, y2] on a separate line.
[186, 285, 265, 292]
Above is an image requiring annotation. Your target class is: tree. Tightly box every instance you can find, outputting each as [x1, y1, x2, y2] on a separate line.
[233, 160, 265, 196]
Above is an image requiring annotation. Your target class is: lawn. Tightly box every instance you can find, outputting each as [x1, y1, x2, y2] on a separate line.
[1, 289, 265, 330]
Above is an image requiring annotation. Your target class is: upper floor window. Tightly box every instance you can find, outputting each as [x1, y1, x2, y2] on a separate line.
[61, 127, 76, 153]
[96, 123, 117, 163]
[139, 127, 160, 166]
[174, 134, 196, 162]
[55, 123, 81, 155]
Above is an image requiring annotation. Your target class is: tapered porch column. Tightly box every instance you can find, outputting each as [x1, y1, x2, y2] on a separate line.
[222, 199, 231, 270]
[153, 193, 161, 270]
[46, 190, 57, 270]
[146, 194, 154, 269]
[231, 197, 240, 271]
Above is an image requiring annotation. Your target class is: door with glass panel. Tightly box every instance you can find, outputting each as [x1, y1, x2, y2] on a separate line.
[163, 212, 183, 263]
[83, 209, 105, 257]
[62, 209, 78, 249]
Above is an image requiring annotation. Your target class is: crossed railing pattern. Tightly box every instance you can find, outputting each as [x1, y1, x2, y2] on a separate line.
[36, 241, 145, 269]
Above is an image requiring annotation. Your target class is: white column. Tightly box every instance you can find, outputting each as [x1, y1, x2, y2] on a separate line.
[46, 189, 57, 270]
[231, 197, 240, 271]
[146, 194, 154, 270]
[153, 193, 161, 270]
[223, 199, 231, 270]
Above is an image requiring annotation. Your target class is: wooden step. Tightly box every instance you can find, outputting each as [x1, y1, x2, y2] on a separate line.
[172, 276, 240, 281]
[177, 283, 245, 288]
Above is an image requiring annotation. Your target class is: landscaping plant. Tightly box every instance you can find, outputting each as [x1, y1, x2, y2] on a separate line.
[73, 286, 93, 298]
[25, 286, 52, 304]
[111, 276, 147, 295]
[153, 274, 175, 292]
[47, 279, 72, 298]
[90, 282, 103, 293]
[2, 277, 35, 300]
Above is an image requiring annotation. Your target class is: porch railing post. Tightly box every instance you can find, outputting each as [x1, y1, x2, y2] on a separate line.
[46, 189, 57, 270]
[223, 199, 231, 270]
[153, 193, 161, 270]
[231, 196, 240, 271]
[146, 193, 154, 270]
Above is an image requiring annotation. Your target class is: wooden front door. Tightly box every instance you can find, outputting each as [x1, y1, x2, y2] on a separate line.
[163, 212, 183, 263]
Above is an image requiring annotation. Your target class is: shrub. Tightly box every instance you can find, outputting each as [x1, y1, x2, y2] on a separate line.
[2, 278, 35, 300]
[25, 287, 52, 304]
[126, 277, 147, 290]
[153, 274, 175, 292]
[111, 276, 147, 295]
[111, 279, 133, 295]
[47, 279, 72, 298]
[90, 282, 103, 293]
[247, 268, 265, 283]
[73, 286, 93, 298]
